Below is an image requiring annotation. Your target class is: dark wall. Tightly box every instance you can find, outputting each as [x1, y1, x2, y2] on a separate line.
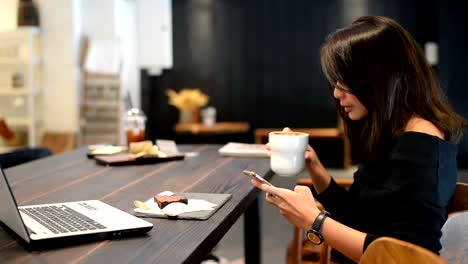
[142, 0, 468, 167]
[143, 0, 437, 139]
[170, 0, 343, 130]
[439, 1, 468, 167]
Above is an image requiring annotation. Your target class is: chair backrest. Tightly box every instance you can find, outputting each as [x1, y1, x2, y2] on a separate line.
[360, 237, 446, 264]
[448, 182, 468, 216]
[440, 211, 468, 264]
[41, 132, 76, 154]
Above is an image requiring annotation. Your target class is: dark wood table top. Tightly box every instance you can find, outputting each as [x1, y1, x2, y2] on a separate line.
[0, 145, 272, 263]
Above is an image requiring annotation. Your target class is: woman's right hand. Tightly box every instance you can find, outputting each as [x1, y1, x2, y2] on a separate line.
[267, 127, 320, 165]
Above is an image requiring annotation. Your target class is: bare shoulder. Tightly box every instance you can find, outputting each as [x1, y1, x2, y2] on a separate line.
[405, 116, 444, 139]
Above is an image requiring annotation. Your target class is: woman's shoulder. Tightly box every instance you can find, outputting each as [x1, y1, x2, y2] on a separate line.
[399, 115, 456, 149]
[404, 116, 444, 139]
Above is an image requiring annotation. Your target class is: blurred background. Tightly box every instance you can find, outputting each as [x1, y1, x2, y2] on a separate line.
[2, 1, 468, 263]
[0, 0, 467, 164]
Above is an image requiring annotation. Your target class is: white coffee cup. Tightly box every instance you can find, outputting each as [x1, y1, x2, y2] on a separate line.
[269, 131, 309, 177]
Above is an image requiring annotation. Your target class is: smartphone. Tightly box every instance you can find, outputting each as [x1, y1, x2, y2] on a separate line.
[243, 170, 273, 186]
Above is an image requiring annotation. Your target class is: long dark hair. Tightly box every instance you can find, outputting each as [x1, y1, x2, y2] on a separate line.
[320, 16, 466, 162]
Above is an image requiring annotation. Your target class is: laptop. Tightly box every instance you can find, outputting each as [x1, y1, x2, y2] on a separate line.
[0, 165, 153, 248]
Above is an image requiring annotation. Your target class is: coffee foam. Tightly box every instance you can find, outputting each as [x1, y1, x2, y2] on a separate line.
[270, 131, 309, 137]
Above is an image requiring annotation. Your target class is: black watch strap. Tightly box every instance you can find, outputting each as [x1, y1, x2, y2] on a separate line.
[311, 211, 330, 232]
[306, 211, 330, 244]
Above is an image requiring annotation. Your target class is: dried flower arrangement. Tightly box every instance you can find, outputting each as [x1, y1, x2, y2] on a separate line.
[166, 88, 209, 111]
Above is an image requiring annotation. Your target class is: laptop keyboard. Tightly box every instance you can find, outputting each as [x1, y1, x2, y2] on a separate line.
[19, 205, 107, 234]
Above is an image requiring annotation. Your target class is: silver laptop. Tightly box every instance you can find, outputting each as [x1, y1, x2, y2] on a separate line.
[0, 166, 153, 248]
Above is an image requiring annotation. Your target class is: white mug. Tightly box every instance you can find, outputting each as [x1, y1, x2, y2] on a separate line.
[269, 131, 309, 177]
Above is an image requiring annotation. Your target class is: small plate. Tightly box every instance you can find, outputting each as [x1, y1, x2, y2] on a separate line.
[94, 153, 185, 166]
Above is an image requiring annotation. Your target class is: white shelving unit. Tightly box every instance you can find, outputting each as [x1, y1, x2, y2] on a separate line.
[0, 27, 42, 152]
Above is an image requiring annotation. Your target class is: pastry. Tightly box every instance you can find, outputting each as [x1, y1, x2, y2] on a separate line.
[129, 140, 154, 154]
[91, 145, 127, 155]
[154, 194, 188, 209]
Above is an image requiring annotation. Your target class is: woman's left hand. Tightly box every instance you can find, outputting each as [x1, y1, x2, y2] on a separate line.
[251, 179, 321, 230]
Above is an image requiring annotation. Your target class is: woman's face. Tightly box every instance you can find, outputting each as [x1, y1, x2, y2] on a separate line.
[333, 82, 368, 120]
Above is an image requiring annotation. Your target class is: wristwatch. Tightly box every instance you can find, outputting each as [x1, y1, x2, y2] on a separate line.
[306, 211, 330, 245]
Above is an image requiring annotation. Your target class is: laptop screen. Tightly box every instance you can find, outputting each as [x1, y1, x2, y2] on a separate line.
[0, 166, 31, 242]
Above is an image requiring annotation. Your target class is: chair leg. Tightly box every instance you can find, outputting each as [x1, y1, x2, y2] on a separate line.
[343, 135, 351, 169]
[319, 242, 330, 264]
[289, 227, 303, 264]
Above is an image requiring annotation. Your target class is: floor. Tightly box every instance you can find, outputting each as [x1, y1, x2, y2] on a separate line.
[212, 167, 357, 264]
[212, 168, 468, 264]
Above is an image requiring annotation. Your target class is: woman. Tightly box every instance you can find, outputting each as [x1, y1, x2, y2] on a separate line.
[251, 16, 467, 263]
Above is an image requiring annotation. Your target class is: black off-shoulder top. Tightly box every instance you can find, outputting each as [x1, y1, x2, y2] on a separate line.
[316, 132, 458, 259]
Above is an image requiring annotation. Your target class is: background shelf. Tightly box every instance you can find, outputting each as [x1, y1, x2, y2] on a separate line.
[0, 27, 43, 148]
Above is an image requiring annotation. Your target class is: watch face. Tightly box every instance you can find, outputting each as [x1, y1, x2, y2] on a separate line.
[306, 231, 322, 245]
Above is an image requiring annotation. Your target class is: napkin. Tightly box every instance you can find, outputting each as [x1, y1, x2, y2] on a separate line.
[134, 191, 218, 217]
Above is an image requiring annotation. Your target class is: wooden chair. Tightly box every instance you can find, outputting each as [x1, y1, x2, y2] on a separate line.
[447, 182, 468, 216]
[287, 178, 353, 264]
[440, 211, 468, 264]
[360, 237, 446, 264]
[254, 117, 351, 169]
[440, 183, 468, 264]
[41, 131, 76, 154]
[287, 181, 468, 264]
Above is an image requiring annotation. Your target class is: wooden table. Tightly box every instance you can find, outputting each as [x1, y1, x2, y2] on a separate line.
[175, 122, 250, 135]
[0, 145, 272, 263]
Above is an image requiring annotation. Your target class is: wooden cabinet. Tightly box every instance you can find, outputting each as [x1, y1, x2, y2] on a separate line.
[0, 27, 42, 153]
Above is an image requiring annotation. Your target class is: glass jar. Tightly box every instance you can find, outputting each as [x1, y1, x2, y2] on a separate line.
[123, 108, 146, 145]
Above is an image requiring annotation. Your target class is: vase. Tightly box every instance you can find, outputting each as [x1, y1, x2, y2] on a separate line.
[192, 108, 200, 123]
[179, 110, 192, 123]
[179, 109, 200, 123]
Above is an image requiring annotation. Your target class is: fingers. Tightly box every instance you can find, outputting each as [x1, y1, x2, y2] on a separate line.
[251, 179, 286, 199]
[294, 185, 309, 193]
[251, 178, 264, 188]
[265, 191, 286, 207]
[282, 127, 292, 132]
[265, 192, 277, 203]
[251, 179, 276, 194]
[294, 185, 313, 197]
